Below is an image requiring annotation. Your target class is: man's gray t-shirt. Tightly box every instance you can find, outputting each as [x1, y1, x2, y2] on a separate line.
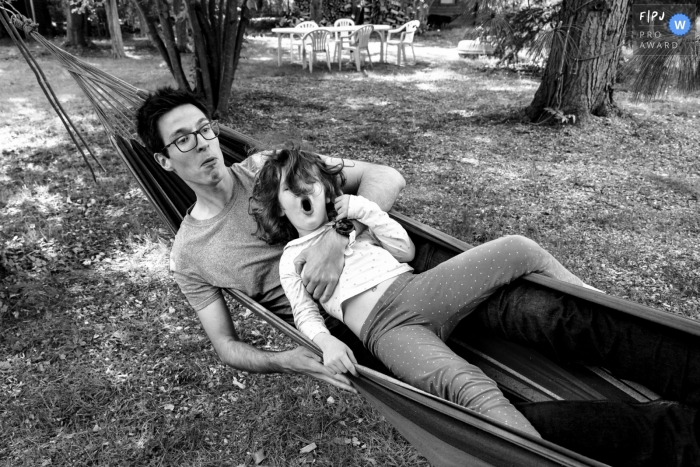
[170, 158, 290, 316]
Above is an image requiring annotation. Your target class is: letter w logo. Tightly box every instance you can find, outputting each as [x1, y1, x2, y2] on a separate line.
[674, 19, 687, 29]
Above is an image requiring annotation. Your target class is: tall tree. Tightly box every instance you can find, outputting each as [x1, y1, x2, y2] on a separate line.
[309, 0, 322, 22]
[173, 0, 189, 52]
[131, 0, 179, 73]
[65, 1, 88, 46]
[526, 0, 631, 123]
[462, 0, 700, 124]
[153, 0, 190, 89]
[135, 0, 251, 118]
[25, 0, 54, 35]
[103, 0, 126, 57]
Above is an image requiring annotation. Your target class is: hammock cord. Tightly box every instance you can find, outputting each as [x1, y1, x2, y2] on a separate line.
[0, 4, 105, 181]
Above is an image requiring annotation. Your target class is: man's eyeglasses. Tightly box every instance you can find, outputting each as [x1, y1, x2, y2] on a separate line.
[162, 121, 220, 153]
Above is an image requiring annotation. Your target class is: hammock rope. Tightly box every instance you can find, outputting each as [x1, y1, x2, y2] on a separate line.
[0, 5, 110, 178]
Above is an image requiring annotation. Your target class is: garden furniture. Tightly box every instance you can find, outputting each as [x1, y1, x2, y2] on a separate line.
[332, 18, 355, 63]
[301, 29, 333, 73]
[337, 25, 374, 71]
[386, 20, 420, 66]
[272, 24, 391, 66]
[290, 21, 318, 62]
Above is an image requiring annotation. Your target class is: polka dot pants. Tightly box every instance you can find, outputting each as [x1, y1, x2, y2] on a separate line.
[360, 235, 593, 437]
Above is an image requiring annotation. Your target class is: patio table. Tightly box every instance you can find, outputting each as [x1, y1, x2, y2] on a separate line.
[271, 25, 392, 66]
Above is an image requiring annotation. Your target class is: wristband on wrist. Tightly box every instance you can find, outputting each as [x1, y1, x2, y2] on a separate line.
[332, 218, 356, 248]
[332, 218, 355, 236]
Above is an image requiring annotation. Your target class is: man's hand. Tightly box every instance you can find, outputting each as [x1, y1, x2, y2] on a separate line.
[279, 346, 358, 393]
[294, 231, 347, 302]
[313, 332, 358, 377]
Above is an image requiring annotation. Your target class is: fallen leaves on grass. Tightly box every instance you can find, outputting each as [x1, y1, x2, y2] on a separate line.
[299, 442, 317, 453]
[254, 448, 267, 464]
[232, 377, 246, 389]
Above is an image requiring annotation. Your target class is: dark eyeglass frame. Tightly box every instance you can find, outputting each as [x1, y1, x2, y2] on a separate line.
[161, 120, 220, 153]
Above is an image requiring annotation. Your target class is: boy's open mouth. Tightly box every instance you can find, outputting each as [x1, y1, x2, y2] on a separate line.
[301, 196, 313, 215]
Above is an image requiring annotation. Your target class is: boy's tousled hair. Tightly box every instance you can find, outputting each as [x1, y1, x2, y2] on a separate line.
[135, 87, 211, 156]
[250, 144, 346, 245]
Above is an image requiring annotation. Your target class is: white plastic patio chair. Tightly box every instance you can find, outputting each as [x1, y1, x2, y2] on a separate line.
[301, 29, 333, 73]
[332, 18, 355, 62]
[337, 24, 374, 71]
[386, 20, 420, 66]
[291, 20, 318, 62]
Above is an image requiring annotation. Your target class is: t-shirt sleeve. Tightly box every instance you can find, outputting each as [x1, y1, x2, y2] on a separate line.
[170, 249, 222, 312]
[172, 268, 223, 312]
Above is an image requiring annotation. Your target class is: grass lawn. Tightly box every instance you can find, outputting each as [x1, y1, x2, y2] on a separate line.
[1, 30, 699, 466]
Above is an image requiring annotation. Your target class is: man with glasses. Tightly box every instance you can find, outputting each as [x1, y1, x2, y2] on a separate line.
[136, 87, 406, 392]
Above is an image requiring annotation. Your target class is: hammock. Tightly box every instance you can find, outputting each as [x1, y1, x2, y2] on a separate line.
[5, 8, 700, 466]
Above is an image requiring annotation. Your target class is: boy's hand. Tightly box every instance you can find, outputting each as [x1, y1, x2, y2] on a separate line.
[313, 333, 358, 377]
[334, 195, 352, 220]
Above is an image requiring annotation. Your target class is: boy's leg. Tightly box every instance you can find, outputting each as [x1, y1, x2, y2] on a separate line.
[372, 323, 541, 437]
[470, 280, 700, 407]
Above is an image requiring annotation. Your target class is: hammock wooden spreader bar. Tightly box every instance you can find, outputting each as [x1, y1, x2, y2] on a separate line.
[7, 9, 700, 465]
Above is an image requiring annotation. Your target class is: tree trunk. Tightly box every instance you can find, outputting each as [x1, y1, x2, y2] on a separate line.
[131, 0, 174, 71]
[65, 4, 87, 47]
[173, 0, 190, 52]
[216, 0, 247, 117]
[154, 0, 192, 91]
[104, 0, 126, 58]
[184, 0, 215, 111]
[25, 0, 53, 36]
[527, 0, 631, 124]
[194, 0, 220, 93]
[310, 0, 323, 23]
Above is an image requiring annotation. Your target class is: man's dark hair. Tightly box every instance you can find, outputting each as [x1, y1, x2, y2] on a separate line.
[249, 144, 346, 245]
[135, 87, 211, 156]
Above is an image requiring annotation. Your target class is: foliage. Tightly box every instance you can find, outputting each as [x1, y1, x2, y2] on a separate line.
[495, 2, 559, 65]
[620, 38, 700, 102]
[277, 0, 429, 28]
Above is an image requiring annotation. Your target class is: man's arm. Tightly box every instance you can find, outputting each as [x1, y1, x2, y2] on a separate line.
[326, 156, 406, 212]
[294, 157, 406, 301]
[196, 296, 357, 392]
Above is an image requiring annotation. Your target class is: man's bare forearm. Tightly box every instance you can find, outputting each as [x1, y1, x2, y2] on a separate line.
[197, 299, 292, 374]
[215, 337, 290, 374]
[355, 165, 405, 212]
[213, 336, 356, 392]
